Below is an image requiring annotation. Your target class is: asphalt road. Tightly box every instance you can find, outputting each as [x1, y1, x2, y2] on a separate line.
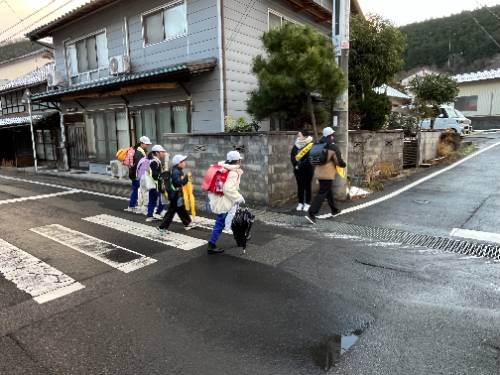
[0, 133, 499, 375]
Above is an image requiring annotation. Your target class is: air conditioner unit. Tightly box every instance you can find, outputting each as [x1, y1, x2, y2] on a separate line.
[47, 70, 66, 88]
[109, 55, 131, 75]
[109, 160, 128, 179]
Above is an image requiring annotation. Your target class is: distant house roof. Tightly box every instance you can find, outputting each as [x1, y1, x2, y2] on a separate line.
[0, 63, 53, 93]
[0, 40, 52, 65]
[374, 84, 411, 100]
[453, 69, 500, 83]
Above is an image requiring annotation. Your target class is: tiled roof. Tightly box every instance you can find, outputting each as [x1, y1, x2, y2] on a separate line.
[374, 84, 411, 99]
[0, 114, 43, 127]
[30, 58, 217, 101]
[0, 63, 53, 93]
[453, 69, 500, 83]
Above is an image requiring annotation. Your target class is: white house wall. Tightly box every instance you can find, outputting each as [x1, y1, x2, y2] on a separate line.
[458, 80, 500, 117]
[223, 0, 331, 124]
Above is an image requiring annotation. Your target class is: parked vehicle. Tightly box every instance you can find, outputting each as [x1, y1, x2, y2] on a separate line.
[420, 105, 472, 135]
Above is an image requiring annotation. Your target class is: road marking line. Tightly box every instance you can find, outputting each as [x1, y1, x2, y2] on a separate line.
[0, 190, 80, 205]
[450, 228, 500, 244]
[173, 215, 232, 234]
[83, 214, 207, 251]
[340, 141, 500, 215]
[0, 238, 84, 304]
[31, 224, 157, 273]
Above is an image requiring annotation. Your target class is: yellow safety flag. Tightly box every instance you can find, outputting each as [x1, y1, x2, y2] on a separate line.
[336, 165, 347, 179]
[182, 178, 196, 217]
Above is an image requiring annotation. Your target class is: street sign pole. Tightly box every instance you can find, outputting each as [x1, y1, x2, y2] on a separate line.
[333, 0, 350, 199]
[25, 90, 38, 173]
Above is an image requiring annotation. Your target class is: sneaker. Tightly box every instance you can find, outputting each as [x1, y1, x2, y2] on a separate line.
[145, 216, 156, 222]
[157, 227, 169, 234]
[305, 213, 316, 224]
[296, 203, 304, 211]
[332, 208, 342, 216]
[135, 207, 147, 215]
[160, 209, 168, 216]
[123, 207, 136, 212]
[302, 203, 310, 212]
[207, 243, 224, 254]
[153, 213, 163, 220]
[184, 222, 194, 231]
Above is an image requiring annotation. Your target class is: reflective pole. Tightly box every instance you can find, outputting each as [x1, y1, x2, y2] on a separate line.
[26, 92, 38, 173]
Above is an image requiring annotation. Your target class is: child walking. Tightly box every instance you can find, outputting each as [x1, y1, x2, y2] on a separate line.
[158, 154, 192, 232]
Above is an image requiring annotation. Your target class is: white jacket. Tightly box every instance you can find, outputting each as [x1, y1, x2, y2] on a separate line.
[208, 162, 243, 214]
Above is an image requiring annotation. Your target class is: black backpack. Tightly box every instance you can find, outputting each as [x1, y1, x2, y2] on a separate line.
[309, 142, 328, 165]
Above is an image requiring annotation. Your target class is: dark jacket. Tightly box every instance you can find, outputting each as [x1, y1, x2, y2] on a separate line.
[128, 146, 147, 180]
[148, 153, 162, 181]
[169, 165, 188, 198]
[314, 136, 346, 180]
[290, 144, 314, 172]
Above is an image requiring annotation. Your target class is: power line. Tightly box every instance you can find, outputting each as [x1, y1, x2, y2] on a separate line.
[0, 0, 78, 43]
[470, 13, 500, 50]
[3, 0, 21, 20]
[474, 0, 500, 22]
[0, 0, 60, 38]
[226, 0, 260, 49]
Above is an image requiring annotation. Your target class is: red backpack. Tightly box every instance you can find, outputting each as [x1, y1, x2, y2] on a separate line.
[122, 147, 136, 167]
[201, 164, 229, 195]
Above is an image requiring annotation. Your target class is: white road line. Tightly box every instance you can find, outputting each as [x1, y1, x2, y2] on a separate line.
[340, 141, 500, 215]
[0, 238, 84, 304]
[450, 228, 500, 244]
[31, 224, 157, 273]
[0, 190, 80, 205]
[174, 215, 232, 234]
[0, 175, 128, 201]
[83, 214, 207, 251]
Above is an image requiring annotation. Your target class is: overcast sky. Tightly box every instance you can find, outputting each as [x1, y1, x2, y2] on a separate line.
[1, 0, 500, 43]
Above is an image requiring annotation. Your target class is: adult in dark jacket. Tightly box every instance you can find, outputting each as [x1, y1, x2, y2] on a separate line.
[124, 136, 151, 212]
[145, 145, 167, 222]
[306, 127, 346, 224]
[290, 130, 314, 212]
[158, 154, 192, 231]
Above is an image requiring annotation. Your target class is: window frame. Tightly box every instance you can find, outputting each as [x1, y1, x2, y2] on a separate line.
[141, 0, 188, 47]
[65, 29, 108, 79]
[267, 8, 300, 31]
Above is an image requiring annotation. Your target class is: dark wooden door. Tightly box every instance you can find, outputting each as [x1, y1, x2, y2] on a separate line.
[67, 123, 88, 168]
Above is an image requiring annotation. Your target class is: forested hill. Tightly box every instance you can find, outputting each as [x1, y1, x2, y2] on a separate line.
[400, 5, 500, 74]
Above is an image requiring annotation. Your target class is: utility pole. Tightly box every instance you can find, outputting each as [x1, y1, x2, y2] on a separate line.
[24, 89, 38, 173]
[333, 0, 350, 199]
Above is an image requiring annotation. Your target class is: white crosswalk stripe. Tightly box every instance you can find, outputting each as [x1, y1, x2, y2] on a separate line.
[0, 238, 84, 304]
[31, 224, 157, 273]
[83, 214, 207, 250]
[174, 215, 232, 234]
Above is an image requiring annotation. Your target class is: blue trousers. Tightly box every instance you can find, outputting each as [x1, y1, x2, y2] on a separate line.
[128, 179, 140, 208]
[209, 213, 227, 245]
[147, 189, 165, 217]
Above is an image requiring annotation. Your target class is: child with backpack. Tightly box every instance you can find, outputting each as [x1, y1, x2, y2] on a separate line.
[145, 145, 168, 222]
[158, 154, 193, 232]
[205, 150, 244, 254]
[124, 136, 151, 213]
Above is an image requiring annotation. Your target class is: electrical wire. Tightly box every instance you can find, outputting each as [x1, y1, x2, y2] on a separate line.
[474, 0, 500, 22]
[469, 13, 500, 50]
[0, 0, 79, 43]
[0, 0, 61, 38]
[226, 0, 260, 49]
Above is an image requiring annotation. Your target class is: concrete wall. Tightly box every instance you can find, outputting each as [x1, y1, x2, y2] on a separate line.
[161, 131, 296, 206]
[348, 130, 404, 181]
[419, 130, 441, 164]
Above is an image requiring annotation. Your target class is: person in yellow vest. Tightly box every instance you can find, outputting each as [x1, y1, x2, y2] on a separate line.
[290, 130, 314, 212]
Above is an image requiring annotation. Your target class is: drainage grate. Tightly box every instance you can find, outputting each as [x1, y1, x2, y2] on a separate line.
[255, 211, 500, 261]
[319, 222, 500, 260]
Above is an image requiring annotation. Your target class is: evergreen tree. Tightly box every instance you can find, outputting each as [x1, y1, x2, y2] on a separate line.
[247, 24, 345, 136]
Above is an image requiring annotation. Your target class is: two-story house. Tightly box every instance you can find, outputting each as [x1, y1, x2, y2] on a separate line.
[0, 63, 60, 168]
[27, 0, 361, 171]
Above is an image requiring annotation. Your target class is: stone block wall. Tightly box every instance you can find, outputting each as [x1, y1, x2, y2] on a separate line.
[348, 130, 404, 180]
[161, 132, 296, 206]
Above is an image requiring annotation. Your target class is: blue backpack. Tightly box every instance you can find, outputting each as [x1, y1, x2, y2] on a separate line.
[309, 142, 328, 165]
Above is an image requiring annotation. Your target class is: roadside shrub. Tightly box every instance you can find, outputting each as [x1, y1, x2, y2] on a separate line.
[437, 130, 461, 156]
[358, 91, 392, 131]
[386, 112, 418, 136]
[225, 116, 253, 132]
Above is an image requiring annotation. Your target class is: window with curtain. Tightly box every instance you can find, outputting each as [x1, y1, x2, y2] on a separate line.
[35, 129, 57, 161]
[268, 9, 297, 30]
[134, 102, 190, 143]
[143, 1, 187, 45]
[86, 111, 124, 162]
[67, 32, 108, 75]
